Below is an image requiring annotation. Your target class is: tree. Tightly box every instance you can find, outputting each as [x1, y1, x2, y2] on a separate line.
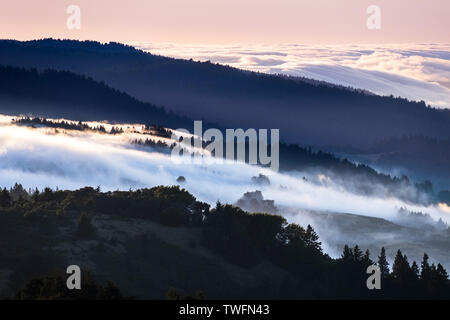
[411, 261, 420, 279]
[0, 188, 11, 207]
[13, 272, 129, 300]
[10, 183, 28, 201]
[420, 253, 431, 282]
[341, 245, 353, 262]
[436, 263, 449, 282]
[281, 224, 306, 245]
[353, 245, 363, 262]
[305, 225, 322, 252]
[362, 249, 372, 266]
[378, 247, 390, 278]
[434, 263, 450, 297]
[392, 250, 411, 282]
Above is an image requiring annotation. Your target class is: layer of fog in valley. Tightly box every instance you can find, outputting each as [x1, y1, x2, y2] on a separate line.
[1, 115, 449, 268]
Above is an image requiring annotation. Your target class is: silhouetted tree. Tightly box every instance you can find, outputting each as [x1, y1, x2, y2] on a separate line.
[305, 225, 322, 252]
[0, 188, 11, 207]
[392, 250, 411, 282]
[341, 245, 352, 262]
[378, 247, 390, 278]
[436, 263, 449, 282]
[362, 249, 372, 266]
[353, 245, 363, 262]
[421, 253, 431, 282]
[411, 261, 420, 278]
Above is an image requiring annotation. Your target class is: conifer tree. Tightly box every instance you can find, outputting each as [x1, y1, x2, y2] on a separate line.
[353, 245, 363, 262]
[0, 188, 11, 207]
[305, 225, 322, 252]
[363, 249, 372, 266]
[436, 263, 449, 282]
[392, 250, 411, 281]
[378, 247, 390, 278]
[421, 253, 431, 281]
[411, 261, 420, 278]
[342, 245, 353, 262]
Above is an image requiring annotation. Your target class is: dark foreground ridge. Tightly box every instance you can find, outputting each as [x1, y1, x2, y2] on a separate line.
[0, 184, 449, 299]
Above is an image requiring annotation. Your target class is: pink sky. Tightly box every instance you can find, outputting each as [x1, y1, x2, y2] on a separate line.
[0, 0, 449, 44]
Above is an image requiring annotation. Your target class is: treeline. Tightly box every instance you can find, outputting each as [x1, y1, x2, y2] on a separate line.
[0, 184, 449, 299]
[12, 114, 448, 207]
[369, 134, 450, 154]
[131, 138, 172, 151]
[13, 117, 124, 135]
[2, 39, 449, 150]
[143, 124, 172, 138]
[11, 271, 131, 300]
[366, 134, 450, 194]
[0, 66, 192, 129]
[339, 245, 449, 299]
[279, 143, 446, 205]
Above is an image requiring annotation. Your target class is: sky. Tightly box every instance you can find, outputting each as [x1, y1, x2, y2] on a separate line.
[0, 0, 449, 44]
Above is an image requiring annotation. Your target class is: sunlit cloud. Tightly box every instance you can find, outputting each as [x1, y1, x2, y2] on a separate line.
[135, 43, 450, 108]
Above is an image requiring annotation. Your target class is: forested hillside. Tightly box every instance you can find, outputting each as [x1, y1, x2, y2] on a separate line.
[1, 39, 449, 148]
[1, 184, 449, 299]
[0, 66, 191, 128]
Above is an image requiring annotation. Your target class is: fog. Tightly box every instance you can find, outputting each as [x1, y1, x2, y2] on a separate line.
[0, 115, 448, 224]
[138, 43, 450, 109]
[2, 115, 450, 265]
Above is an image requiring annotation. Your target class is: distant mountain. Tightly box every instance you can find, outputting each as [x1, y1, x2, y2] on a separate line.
[0, 64, 447, 203]
[341, 135, 450, 190]
[0, 66, 191, 128]
[0, 39, 449, 149]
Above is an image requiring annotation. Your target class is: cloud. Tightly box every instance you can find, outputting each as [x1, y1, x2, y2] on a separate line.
[0, 115, 448, 226]
[3, 115, 450, 266]
[135, 43, 450, 108]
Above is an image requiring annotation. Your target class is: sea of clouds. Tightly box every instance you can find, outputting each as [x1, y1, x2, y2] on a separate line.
[135, 43, 450, 109]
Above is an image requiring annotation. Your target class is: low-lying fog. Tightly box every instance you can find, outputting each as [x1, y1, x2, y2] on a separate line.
[1, 115, 449, 265]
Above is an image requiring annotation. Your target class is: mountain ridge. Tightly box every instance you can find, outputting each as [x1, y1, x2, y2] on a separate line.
[1, 38, 449, 149]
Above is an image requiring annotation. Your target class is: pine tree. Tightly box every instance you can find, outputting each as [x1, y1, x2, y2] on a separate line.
[305, 225, 322, 252]
[411, 261, 420, 279]
[436, 263, 449, 281]
[342, 245, 353, 262]
[363, 249, 372, 266]
[0, 188, 11, 207]
[353, 245, 363, 262]
[420, 253, 431, 282]
[392, 250, 411, 281]
[378, 247, 390, 278]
